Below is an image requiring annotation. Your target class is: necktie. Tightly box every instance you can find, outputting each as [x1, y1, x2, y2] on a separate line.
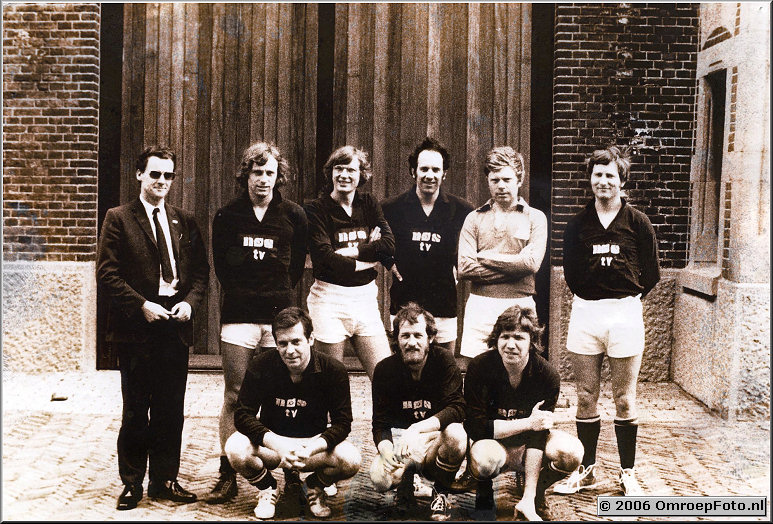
[152, 207, 174, 283]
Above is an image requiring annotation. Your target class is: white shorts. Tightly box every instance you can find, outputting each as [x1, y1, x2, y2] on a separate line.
[306, 279, 388, 343]
[390, 315, 458, 344]
[566, 295, 644, 358]
[460, 294, 536, 358]
[220, 323, 276, 349]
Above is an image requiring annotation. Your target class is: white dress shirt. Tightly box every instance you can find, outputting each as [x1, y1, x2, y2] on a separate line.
[139, 195, 179, 296]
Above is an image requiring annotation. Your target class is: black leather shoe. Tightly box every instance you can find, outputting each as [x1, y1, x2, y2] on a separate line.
[148, 479, 198, 503]
[449, 468, 478, 493]
[204, 470, 237, 504]
[116, 484, 142, 510]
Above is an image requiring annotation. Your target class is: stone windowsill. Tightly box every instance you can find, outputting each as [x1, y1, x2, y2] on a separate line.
[678, 264, 721, 297]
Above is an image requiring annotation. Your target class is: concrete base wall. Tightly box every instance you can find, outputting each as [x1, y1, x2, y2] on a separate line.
[672, 279, 770, 421]
[2, 261, 96, 372]
[548, 267, 677, 382]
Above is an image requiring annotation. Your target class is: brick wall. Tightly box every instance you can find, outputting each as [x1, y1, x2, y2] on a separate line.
[3, 3, 100, 262]
[551, 3, 698, 268]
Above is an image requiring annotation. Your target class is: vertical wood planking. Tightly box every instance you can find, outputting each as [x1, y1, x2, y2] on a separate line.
[493, 3, 508, 146]
[249, 4, 265, 141]
[221, 3, 240, 206]
[119, 6, 532, 358]
[288, 4, 304, 203]
[398, 2, 417, 185]
[207, 4, 225, 355]
[332, 3, 348, 149]
[235, 3, 252, 183]
[384, 4, 402, 196]
[302, 4, 318, 201]
[505, 4, 519, 149]
[414, 3, 429, 148]
[119, 4, 133, 201]
[193, 4, 213, 355]
[519, 3, 532, 199]
[181, 5, 198, 218]
[156, 4, 172, 149]
[447, 4, 469, 198]
[372, 4, 389, 201]
[466, 3, 481, 205]
[345, 4, 360, 147]
[169, 3, 185, 208]
[478, 3, 495, 176]
[427, 3, 441, 139]
[120, 4, 143, 204]
[143, 4, 159, 148]
[358, 6, 375, 165]
[276, 5, 292, 163]
[263, 4, 279, 143]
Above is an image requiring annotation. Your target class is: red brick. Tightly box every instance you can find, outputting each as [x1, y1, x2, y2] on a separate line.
[3, 2, 100, 262]
[551, 3, 697, 269]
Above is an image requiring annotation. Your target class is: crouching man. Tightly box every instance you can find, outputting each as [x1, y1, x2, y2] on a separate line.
[464, 306, 583, 521]
[226, 307, 361, 519]
[369, 302, 467, 522]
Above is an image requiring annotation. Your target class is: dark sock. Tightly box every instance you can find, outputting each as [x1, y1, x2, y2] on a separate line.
[475, 479, 494, 509]
[576, 417, 601, 467]
[305, 470, 333, 489]
[219, 455, 235, 474]
[614, 418, 638, 470]
[246, 469, 276, 491]
[432, 456, 460, 493]
[536, 464, 567, 505]
[396, 464, 416, 497]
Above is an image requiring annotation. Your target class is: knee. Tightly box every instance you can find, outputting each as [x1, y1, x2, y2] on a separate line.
[469, 440, 505, 480]
[332, 441, 362, 479]
[441, 423, 468, 459]
[614, 395, 636, 419]
[545, 431, 583, 472]
[224, 432, 254, 470]
[369, 455, 402, 492]
[575, 390, 601, 418]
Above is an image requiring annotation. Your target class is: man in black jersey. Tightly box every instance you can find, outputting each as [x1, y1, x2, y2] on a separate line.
[555, 145, 660, 497]
[382, 137, 474, 356]
[225, 307, 361, 520]
[370, 303, 467, 521]
[465, 306, 583, 521]
[205, 142, 308, 504]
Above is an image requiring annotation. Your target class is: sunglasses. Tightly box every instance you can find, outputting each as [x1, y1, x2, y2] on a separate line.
[148, 170, 176, 180]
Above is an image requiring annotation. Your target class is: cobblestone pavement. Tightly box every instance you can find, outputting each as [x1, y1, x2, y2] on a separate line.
[2, 371, 769, 521]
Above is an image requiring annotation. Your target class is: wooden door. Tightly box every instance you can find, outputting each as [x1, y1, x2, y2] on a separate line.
[119, 3, 318, 363]
[114, 3, 531, 365]
[331, 3, 533, 338]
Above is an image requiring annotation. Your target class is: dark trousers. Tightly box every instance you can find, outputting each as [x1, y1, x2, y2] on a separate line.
[116, 317, 189, 487]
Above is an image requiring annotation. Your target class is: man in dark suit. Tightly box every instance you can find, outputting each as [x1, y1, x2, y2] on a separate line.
[97, 145, 209, 510]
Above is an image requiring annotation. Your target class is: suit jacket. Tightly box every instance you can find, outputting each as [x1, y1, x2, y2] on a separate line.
[97, 199, 209, 345]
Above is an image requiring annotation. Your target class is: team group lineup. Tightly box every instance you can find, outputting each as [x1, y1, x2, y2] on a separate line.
[96, 137, 660, 521]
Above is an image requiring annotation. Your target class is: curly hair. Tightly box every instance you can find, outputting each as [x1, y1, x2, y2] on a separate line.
[408, 137, 450, 174]
[486, 305, 545, 354]
[236, 141, 292, 189]
[483, 146, 525, 184]
[322, 145, 372, 190]
[389, 302, 438, 353]
[586, 145, 631, 183]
